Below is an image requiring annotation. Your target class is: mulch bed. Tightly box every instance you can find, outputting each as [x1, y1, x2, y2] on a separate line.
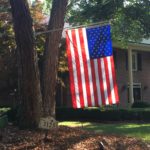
[0, 125, 149, 150]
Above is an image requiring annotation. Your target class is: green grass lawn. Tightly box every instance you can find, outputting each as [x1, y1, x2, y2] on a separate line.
[59, 121, 150, 143]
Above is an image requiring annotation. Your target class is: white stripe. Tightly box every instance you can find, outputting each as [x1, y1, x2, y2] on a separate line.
[101, 58, 109, 105]
[68, 30, 81, 108]
[107, 57, 116, 104]
[75, 29, 88, 107]
[82, 28, 95, 106]
[94, 60, 102, 105]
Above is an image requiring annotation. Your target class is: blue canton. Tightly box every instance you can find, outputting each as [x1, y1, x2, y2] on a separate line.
[86, 25, 113, 59]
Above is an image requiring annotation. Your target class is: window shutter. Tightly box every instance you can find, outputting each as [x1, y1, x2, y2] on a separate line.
[137, 53, 142, 71]
[125, 52, 128, 70]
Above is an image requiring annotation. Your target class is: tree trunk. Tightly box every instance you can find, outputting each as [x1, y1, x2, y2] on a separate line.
[42, 0, 68, 117]
[10, 0, 42, 128]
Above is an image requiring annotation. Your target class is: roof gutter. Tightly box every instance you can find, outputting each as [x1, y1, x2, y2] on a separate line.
[113, 42, 150, 52]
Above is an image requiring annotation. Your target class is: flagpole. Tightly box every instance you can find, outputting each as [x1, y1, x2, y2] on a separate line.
[65, 20, 110, 30]
[35, 20, 111, 36]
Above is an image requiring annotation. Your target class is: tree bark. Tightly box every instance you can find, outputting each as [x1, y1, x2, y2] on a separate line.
[10, 0, 42, 128]
[42, 0, 68, 117]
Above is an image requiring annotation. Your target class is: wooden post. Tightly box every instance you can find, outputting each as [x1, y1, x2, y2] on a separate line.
[128, 48, 134, 106]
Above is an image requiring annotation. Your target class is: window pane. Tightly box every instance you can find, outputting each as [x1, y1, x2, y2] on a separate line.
[132, 53, 137, 71]
[133, 88, 141, 101]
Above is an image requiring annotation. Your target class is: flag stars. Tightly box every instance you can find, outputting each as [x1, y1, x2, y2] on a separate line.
[86, 25, 112, 59]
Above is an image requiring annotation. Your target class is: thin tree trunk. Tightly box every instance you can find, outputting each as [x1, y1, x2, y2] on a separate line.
[42, 0, 68, 117]
[10, 0, 42, 128]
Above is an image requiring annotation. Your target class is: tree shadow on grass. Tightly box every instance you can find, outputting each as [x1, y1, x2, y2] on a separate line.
[47, 125, 149, 150]
[82, 123, 150, 142]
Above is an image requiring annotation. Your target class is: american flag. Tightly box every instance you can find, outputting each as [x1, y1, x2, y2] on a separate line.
[66, 25, 119, 108]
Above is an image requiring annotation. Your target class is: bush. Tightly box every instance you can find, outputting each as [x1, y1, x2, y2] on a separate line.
[132, 101, 150, 108]
[0, 115, 8, 128]
[0, 108, 9, 128]
[6, 108, 18, 122]
[56, 107, 150, 122]
[0, 107, 10, 116]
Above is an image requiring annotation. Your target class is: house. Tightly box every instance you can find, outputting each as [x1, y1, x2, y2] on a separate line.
[113, 39, 150, 108]
[56, 39, 150, 108]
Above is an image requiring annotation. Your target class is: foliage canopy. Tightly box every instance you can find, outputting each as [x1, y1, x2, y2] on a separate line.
[68, 0, 150, 43]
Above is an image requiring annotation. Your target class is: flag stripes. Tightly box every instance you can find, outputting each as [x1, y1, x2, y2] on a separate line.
[66, 27, 119, 108]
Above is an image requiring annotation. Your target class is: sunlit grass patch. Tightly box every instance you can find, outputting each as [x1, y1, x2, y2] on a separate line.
[59, 121, 150, 143]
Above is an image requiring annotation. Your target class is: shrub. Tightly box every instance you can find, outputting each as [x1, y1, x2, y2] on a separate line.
[132, 101, 150, 108]
[56, 107, 150, 122]
[6, 108, 18, 122]
[0, 115, 8, 128]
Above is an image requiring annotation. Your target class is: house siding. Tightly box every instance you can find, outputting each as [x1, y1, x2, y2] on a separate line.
[56, 49, 150, 108]
[133, 52, 150, 103]
[115, 49, 128, 108]
[115, 50, 150, 108]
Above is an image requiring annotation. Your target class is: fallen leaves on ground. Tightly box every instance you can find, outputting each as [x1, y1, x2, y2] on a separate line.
[0, 125, 149, 150]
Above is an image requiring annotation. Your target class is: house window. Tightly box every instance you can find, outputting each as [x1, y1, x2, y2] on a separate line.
[125, 52, 142, 71]
[128, 83, 142, 102]
[132, 52, 138, 71]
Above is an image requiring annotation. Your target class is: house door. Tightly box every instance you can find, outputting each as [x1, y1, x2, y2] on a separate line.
[128, 83, 142, 102]
[133, 86, 141, 101]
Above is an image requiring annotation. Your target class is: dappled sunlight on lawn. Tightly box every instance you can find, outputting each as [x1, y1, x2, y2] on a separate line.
[116, 123, 150, 129]
[59, 121, 91, 127]
[59, 121, 150, 142]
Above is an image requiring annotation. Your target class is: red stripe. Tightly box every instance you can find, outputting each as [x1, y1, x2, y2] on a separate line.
[94, 60, 100, 106]
[103, 57, 113, 105]
[71, 29, 85, 108]
[97, 59, 106, 105]
[90, 60, 98, 106]
[110, 56, 119, 104]
[66, 31, 77, 108]
[78, 28, 92, 107]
